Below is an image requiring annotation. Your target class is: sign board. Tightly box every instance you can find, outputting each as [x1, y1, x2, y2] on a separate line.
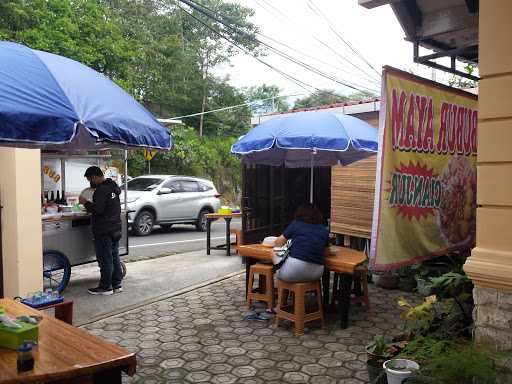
[370, 66, 478, 271]
[143, 149, 157, 161]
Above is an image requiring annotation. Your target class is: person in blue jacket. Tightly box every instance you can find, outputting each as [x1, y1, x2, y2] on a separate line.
[271, 203, 329, 282]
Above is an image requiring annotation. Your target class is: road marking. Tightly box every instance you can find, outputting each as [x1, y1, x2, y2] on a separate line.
[130, 236, 232, 249]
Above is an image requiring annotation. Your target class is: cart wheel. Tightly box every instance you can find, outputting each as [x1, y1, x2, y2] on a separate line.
[43, 250, 71, 293]
[121, 261, 127, 278]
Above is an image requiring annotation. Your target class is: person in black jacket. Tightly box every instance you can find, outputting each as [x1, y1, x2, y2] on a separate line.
[79, 166, 123, 295]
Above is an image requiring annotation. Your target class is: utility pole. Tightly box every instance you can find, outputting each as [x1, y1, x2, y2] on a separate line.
[199, 50, 209, 138]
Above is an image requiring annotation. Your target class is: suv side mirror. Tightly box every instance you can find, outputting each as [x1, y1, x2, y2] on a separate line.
[158, 187, 173, 195]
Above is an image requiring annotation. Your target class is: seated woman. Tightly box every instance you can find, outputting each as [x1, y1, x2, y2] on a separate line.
[271, 203, 329, 283]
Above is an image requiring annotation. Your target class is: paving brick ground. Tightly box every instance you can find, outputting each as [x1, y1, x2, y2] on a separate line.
[82, 273, 417, 383]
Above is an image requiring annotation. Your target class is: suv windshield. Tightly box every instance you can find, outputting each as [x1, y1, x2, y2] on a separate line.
[127, 178, 163, 191]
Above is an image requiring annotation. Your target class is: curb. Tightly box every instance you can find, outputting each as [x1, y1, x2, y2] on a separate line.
[78, 270, 245, 327]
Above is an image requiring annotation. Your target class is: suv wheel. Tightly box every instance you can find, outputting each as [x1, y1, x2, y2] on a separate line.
[195, 209, 209, 232]
[133, 210, 154, 236]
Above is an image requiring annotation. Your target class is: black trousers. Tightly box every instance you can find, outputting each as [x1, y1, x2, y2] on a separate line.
[94, 233, 123, 290]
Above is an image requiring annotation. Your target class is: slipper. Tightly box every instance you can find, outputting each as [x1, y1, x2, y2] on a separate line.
[258, 312, 275, 320]
[244, 313, 267, 322]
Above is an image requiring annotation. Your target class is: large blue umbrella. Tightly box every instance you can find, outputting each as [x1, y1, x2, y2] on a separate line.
[231, 111, 378, 202]
[0, 41, 172, 150]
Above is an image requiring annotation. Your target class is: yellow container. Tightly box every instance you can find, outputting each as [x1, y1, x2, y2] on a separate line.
[218, 206, 232, 215]
[0, 322, 39, 350]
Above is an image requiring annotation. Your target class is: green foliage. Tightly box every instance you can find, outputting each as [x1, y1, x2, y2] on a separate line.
[292, 89, 378, 109]
[448, 64, 477, 90]
[1, 0, 259, 137]
[293, 89, 349, 109]
[399, 336, 454, 364]
[128, 126, 241, 203]
[430, 272, 472, 297]
[420, 344, 499, 384]
[366, 335, 405, 362]
[244, 84, 289, 115]
[0, 0, 135, 86]
[398, 296, 437, 335]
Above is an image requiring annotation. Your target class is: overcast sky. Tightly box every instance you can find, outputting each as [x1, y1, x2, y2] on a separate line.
[214, 1, 453, 102]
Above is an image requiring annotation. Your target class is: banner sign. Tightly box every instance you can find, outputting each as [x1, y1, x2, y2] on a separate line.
[370, 66, 478, 271]
[143, 148, 157, 161]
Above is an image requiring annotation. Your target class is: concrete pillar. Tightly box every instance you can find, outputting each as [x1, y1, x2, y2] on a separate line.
[464, 3, 512, 379]
[0, 148, 43, 297]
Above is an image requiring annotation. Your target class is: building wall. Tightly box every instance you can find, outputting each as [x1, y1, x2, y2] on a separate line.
[0, 148, 43, 297]
[464, 0, 512, 370]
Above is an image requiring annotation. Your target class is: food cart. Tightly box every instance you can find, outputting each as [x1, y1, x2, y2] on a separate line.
[41, 152, 129, 292]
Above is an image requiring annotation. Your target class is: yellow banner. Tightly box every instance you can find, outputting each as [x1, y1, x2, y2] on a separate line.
[370, 67, 478, 271]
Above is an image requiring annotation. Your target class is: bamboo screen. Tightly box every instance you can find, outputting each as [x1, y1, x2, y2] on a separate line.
[330, 155, 377, 238]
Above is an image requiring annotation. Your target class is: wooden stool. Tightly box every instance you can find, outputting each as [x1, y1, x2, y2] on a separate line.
[247, 263, 274, 310]
[352, 266, 370, 308]
[230, 229, 243, 253]
[274, 279, 324, 336]
[331, 267, 369, 309]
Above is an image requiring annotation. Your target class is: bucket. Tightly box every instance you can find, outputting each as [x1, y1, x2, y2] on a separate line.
[383, 359, 419, 384]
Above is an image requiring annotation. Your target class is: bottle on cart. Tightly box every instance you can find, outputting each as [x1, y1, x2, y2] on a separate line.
[56, 190, 61, 204]
[49, 190, 55, 202]
[60, 190, 66, 205]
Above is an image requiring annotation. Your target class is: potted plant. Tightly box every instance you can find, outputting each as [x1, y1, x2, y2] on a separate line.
[396, 266, 417, 292]
[383, 358, 420, 384]
[366, 336, 400, 384]
[373, 271, 399, 289]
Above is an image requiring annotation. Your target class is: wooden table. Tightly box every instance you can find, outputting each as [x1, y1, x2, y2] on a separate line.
[206, 212, 242, 256]
[37, 299, 73, 325]
[0, 298, 136, 384]
[238, 244, 367, 329]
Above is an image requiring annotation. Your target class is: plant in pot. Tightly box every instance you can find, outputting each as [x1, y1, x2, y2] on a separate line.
[373, 271, 399, 290]
[383, 358, 420, 384]
[410, 264, 433, 296]
[366, 336, 404, 384]
[396, 266, 417, 292]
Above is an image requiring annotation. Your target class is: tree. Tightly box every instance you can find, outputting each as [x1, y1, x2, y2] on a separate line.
[448, 64, 478, 90]
[293, 89, 349, 109]
[244, 84, 289, 115]
[347, 90, 378, 101]
[178, 0, 260, 136]
[0, 0, 135, 88]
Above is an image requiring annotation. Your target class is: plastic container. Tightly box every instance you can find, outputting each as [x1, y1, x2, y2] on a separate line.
[383, 359, 419, 384]
[0, 315, 38, 350]
[17, 342, 35, 372]
[218, 206, 232, 215]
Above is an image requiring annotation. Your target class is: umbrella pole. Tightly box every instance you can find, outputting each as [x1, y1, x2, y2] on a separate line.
[310, 153, 314, 204]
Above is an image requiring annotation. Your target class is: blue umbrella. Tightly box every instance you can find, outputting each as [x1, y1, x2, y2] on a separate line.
[231, 111, 378, 203]
[0, 41, 171, 150]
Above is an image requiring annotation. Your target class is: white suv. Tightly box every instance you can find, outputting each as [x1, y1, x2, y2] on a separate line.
[124, 175, 221, 236]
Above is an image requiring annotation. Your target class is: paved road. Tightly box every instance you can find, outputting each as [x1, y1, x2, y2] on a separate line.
[65, 218, 244, 324]
[126, 218, 241, 261]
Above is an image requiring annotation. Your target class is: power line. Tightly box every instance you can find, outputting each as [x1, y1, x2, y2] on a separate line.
[170, 93, 303, 119]
[306, 0, 382, 79]
[177, 0, 377, 94]
[257, 33, 380, 87]
[178, 6, 322, 95]
[249, 0, 381, 86]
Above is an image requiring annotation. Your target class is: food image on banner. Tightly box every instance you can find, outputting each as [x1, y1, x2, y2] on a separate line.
[370, 66, 478, 271]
